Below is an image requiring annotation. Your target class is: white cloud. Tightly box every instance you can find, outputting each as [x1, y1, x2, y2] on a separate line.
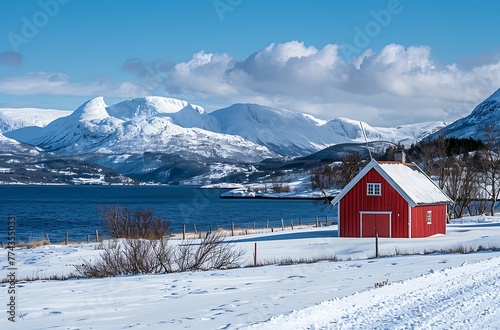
[0, 71, 147, 99]
[167, 42, 500, 125]
[147, 41, 500, 126]
[2, 42, 500, 126]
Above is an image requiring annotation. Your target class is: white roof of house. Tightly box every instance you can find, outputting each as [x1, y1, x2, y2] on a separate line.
[331, 159, 453, 207]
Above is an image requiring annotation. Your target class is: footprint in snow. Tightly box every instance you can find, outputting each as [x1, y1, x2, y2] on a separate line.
[189, 290, 209, 295]
[49, 311, 62, 315]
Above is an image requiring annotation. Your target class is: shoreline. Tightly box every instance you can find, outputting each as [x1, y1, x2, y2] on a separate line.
[219, 195, 334, 200]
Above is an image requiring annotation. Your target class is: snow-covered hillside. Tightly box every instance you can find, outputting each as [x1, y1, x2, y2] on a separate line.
[0, 132, 37, 154]
[0, 108, 71, 133]
[210, 104, 356, 156]
[429, 88, 500, 141]
[4, 97, 447, 159]
[378, 121, 448, 146]
[208, 104, 445, 156]
[1, 96, 450, 183]
[5, 97, 277, 163]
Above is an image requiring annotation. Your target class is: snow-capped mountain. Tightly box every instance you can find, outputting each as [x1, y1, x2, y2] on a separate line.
[0, 132, 36, 154]
[4, 97, 447, 159]
[0, 108, 72, 133]
[2, 96, 451, 183]
[5, 97, 277, 163]
[205, 104, 444, 156]
[429, 88, 500, 141]
[208, 104, 374, 156]
[377, 121, 449, 146]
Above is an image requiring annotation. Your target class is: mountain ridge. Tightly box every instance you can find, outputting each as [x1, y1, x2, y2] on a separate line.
[4, 97, 277, 163]
[428, 88, 500, 141]
[1, 95, 452, 183]
[3, 96, 448, 158]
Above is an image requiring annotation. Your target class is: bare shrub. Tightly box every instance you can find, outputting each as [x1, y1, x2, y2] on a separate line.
[74, 231, 243, 278]
[185, 231, 243, 271]
[102, 206, 170, 240]
[75, 240, 126, 278]
[151, 238, 176, 273]
[272, 183, 291, 193]
[1, 273, 72, 283]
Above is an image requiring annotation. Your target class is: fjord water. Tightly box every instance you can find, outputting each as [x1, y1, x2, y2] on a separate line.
[0, 185, 335, 243]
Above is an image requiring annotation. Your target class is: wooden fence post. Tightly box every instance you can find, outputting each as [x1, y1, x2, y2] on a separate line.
[193, 224, 197, 235]
[231, 221, 234, 236]
[316, 216, 319, 227]
[183, 224, 186, 240]
[281, 218, 284, 231]
[266, 220, 269, 229]
[291, 220, 294, 230]
[299, 218, 302, 226]
[65, 232, 69, 245]
[254, 242, 257, 266]
[45, 234, 50, 245]
[87, 235, 90, 243]
[95, 230, 99, 242]
[375, 232, 379, 258]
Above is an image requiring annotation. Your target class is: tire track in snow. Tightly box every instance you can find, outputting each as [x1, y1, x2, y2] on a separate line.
[245, 257, 500, 329]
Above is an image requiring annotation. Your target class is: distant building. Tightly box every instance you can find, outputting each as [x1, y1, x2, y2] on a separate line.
[331, 159, 453, 238]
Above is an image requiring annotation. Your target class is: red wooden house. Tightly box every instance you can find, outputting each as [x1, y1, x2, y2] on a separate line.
[331, 159, 453, 238]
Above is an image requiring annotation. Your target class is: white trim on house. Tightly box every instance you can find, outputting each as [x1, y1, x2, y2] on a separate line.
[367, 182, 382, 196]
[427, 210, 432, 224]
[408, 203, 412, 238]
[337, 202, 340, 237]
[331, 160, 376, 205]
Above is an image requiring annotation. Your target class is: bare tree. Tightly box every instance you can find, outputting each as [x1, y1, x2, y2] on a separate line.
[311, 164, 334, 191]
[311, 154, 363, 189]
[477, 125, 500, 215]
[444, 154, 481, 219]
[333, 154, 363, 187]
[418, 136, 451, 189]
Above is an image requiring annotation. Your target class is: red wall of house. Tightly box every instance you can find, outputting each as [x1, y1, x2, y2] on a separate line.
[410, 204, 447, 238]
[339, 168, 409, 238]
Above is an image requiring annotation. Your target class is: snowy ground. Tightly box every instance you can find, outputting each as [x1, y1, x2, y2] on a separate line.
[1, 216, 500, 329]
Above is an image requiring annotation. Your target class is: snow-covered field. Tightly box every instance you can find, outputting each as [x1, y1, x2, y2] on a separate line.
[1, 216, 500, 329]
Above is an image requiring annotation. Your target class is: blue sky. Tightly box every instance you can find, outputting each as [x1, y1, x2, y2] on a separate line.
[1, 0, 499, 126]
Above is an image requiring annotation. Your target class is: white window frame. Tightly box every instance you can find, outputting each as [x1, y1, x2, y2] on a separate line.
[367, 183, 382, 196]
[426, 210, 432, 224]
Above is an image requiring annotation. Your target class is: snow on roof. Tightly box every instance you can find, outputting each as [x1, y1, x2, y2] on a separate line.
[377, 161, 453, 206]
[332, 159, 453, 207]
